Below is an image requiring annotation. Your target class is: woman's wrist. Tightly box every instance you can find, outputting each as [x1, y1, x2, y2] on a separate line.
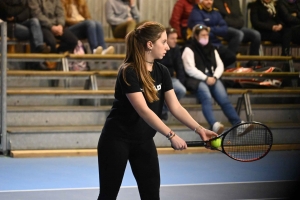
[194, 125, 205, 135]
[166, 130, 176, 140]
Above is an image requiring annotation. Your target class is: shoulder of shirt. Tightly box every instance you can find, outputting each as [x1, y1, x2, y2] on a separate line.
[197, 4, 219, 11]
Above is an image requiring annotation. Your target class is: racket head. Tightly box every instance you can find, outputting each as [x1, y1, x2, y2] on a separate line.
[220, 121, 273, 162]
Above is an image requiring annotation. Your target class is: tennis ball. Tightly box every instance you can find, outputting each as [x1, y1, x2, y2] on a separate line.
[211, 138, 221, 148]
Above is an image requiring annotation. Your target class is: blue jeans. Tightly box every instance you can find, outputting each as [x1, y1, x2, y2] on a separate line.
[14, 18, 44, 50]
[196, 79, 241, 127]
[68, 20, 106, 51]
[163, 78, 186, 112]
[225, 27, 261, 55]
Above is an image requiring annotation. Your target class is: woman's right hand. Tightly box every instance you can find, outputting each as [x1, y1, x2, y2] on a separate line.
[170, 135, 187, 150]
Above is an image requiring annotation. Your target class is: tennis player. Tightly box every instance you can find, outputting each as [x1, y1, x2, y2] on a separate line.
[97, 21, 217, 200]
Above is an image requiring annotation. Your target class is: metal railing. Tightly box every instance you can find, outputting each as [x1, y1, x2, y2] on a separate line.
[0, 22, 8, 155]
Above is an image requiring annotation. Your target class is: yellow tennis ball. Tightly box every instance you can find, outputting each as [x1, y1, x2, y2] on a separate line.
[211, 138, 221, 148]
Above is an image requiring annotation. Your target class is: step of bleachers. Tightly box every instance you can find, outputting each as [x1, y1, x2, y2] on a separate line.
[6, 122, 300, 150]
[5, 103, 300, 151]
[6, 104, 300, 126]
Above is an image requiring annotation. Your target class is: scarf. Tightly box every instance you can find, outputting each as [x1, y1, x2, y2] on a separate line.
[188, 38, 216, 74]
[261, 0, 276, 17]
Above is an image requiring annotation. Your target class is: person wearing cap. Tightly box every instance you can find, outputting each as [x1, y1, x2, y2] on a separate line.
[157, 27, 187, 120]
[182, 24, 245, 134]
[187, 0, 236, 69]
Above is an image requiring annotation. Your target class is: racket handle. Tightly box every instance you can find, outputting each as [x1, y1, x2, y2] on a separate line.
[186, 141, 206, 147]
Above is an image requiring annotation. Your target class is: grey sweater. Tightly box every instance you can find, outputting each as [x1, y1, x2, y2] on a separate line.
[28, 0, 65, 29]
[105, 0, 140, 25]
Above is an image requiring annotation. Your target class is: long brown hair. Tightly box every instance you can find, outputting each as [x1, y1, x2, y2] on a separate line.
[62, 0, 91, 19]
[122, 21, 165, 103]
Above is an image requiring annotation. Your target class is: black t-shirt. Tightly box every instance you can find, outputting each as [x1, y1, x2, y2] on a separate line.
[101, 62, 173, 141]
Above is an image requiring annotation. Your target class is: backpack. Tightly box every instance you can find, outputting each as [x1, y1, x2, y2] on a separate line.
[225, 66, 282, 88]
[68, 41, 89, 71]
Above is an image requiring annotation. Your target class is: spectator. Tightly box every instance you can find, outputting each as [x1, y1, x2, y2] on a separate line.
[28, 0, 78, 53]
[61, 0, 115, 54]
[169, 0, 200, 40]
[105, 0, 140, 38]
[188, 0, 236, 69]
[213, 0, 261, 58]
[157, 27, 187, 121]
[277, 0, 300, 46]
[182, 24, 246, 134]
[0, 0, 50, 53]
[250, 0, 292, 55]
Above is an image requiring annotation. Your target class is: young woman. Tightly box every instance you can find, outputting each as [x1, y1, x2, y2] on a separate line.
[97, 21, 217, 200]
[182, 24, 246, 134]
[62, 0, 114, 54]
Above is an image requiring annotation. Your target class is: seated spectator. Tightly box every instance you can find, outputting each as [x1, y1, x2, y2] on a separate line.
[0, 0, 50, 53]
[188, 0, 236, 69]
[169, 0, 200, 40]
[250, 0, 292, 55]
[157, 27, 187, 120]
[28, 0, 78, 53]
[61, 0, 114, 54]
[105, 0, 141, 38]
[213, 0, 261, 59]
[277, 0, 300, 47]
[182, 24, 246, 134]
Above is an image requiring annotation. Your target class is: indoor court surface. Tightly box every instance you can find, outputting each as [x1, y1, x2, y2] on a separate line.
[0, 150, 300, 200]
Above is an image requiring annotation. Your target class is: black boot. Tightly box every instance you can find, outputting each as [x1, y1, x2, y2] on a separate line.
[36, 44, 51, 53]
[281, 48, 290, 56]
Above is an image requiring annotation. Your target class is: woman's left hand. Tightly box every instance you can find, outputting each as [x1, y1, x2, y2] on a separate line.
[170, 135, 187, 150]
[206, 77, 216, 86]
[196, 127, 218, 141]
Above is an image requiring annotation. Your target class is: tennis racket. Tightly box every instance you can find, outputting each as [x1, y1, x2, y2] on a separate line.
[184, 121, 273, 162]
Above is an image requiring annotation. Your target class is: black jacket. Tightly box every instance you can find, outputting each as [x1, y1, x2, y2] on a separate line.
[277, 0, 300, 27]
[213, 0, 244, 29]
[0, 0, 30, 37]
[157, 44, 186, 85]
[250, 0, 282, 32]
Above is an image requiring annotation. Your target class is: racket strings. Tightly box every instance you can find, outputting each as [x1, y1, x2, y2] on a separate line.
[222, 123, 272, 162]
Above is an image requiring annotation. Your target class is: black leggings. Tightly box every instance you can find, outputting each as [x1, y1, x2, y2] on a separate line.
[42, 27, 78, 53]
[97, 136, 160, 200]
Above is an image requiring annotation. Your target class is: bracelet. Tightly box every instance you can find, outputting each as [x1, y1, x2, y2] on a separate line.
[194, 125, 204, 133]
[168, 133, 176, 140]
[166, 130, 176, 140]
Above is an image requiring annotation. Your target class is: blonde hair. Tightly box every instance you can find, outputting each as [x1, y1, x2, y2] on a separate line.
[122, 21, 165, 103]
[62, 0, 91, 19]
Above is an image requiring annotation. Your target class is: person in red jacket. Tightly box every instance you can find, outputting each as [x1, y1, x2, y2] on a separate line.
[169, 0, 200, 40]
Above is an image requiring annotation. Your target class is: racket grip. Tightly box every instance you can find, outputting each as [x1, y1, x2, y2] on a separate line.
[186, 141, 206, 147]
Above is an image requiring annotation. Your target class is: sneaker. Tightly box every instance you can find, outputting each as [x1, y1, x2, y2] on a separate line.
[102, 46, 115, 55]
[212, 122, 224, 135]
[93, 46, 103, 54]
[236, 121, 254, 136]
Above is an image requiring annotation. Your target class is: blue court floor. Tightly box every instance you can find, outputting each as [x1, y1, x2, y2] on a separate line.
[0, 150, 300, 200]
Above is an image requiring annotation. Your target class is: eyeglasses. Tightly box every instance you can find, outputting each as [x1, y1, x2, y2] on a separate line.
[194, 24, 208, 30]
[166, 27, 177, 35]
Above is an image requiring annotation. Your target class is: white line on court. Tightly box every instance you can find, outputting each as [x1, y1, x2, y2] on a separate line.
[0, 180, 296, 193]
